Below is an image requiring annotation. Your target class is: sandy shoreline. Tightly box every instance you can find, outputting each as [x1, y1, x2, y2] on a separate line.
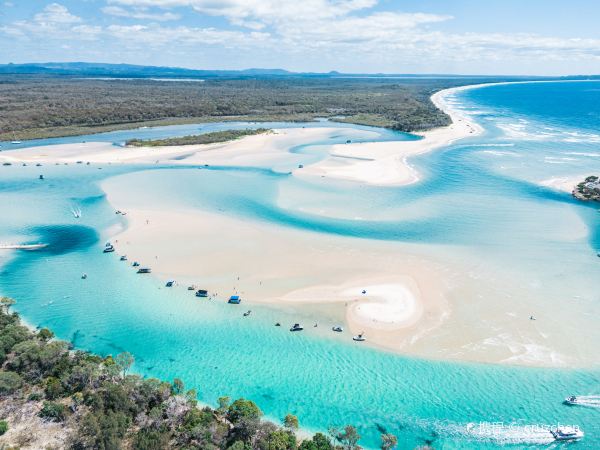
[101, 201, 451, 356]
[0, 84, 484, 188]
[8, 83, 585, 366]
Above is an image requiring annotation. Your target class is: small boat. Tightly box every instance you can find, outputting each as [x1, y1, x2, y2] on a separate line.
[165, 280, 175, 287]
[137, 267, 151, 274]
[81, 273, 87, 279]
[298, 164, 304, 169]
[290, 323, 304, 332]
[103, 245, 115, 253]
[11, 141, 21, 145]
[275, 322, 281, 327]
[228, 295, 241, 304]
[332, 326, 343, 332]
[243, 310, 251, 317]
[187, 285, 195, 291]
[120, 255, 127, 261]
[2, 162, 11, 166]
[36, 163, 42, 167]
[132, 261, 140, 267]
[361, 289, 367, 294]
[550, 426, 584, 441]
[195, 289, 208, 298]
[39, 175, 44, 180]
[353, 333, 366, 342]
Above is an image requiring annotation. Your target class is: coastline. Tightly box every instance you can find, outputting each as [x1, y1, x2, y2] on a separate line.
[0, 83, 486, 188]
[7, 82, 593, 367]
[294, 84, 484, 186]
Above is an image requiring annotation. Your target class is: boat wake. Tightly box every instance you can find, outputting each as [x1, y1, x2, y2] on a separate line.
[436, 421, 556, 445]
[567, 395, 600, 408]
[70, 206, 82, 218]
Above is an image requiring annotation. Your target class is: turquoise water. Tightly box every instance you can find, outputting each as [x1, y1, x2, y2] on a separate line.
[1, 82, 600, 449]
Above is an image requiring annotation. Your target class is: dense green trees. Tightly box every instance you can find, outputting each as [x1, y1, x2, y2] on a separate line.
[0, 75, 461, 140]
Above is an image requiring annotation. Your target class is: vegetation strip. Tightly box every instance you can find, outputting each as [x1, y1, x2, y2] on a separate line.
[126, 129, 271, 147]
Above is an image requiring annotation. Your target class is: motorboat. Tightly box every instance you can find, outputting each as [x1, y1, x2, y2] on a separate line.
[565, 396, 580, 405]
[332, 325, 343, 332]
[228, 295, 241, 304]
[195, 289, 208, 298]
[550, 426, 584, 441]
[290, 323, 304, 332]
[39, 175, 44, 180]
[132, 261, 140, 267]
[564, 395, 600, 407]
[137, 267, 151, 274]
[120, 255, 127, 261]
[81, 274, 87, 279]
[353, 333, 366, 342]
[165, 280, 175, 287]
[103, 245, 115, 253]
[187, 285, 196, 291]
[243, 310, 251, 317]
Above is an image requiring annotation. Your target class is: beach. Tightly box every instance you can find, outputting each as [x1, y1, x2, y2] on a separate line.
[0, 86, 482, 187]
[2, 84, 595, 366]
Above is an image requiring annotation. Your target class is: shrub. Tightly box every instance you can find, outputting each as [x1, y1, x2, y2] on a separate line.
[0, 371, 23, 395]
[0, 420, 7, 436]
[133, 428, 171, 450]
[226, 398, 263, 424]
[44, 376, 64, 400]
[39, 401, 68, 422]
[28, 392, 43, 401]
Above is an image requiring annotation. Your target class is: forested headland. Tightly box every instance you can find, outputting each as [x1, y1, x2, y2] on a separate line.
[0, 74, 493, 141]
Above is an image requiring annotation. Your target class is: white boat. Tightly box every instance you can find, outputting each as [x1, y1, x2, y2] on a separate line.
[564, 395, 600, 407]
[11, 140, 21, 145]
[332, 325, 343, 332]
[550, 426, 584, 441]
[353, 333, 366, 342]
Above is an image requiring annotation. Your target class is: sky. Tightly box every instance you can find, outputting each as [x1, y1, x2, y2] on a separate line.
[1, 1, 600, 75]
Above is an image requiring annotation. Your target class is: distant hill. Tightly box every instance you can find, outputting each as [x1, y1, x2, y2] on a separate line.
[0, 61, 582, 80]
[0, 62, 295, 78]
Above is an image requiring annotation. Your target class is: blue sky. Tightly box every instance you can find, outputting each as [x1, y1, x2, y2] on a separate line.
[1, 0, 600, 75]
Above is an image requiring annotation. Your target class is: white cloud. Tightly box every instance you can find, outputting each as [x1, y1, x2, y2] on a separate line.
[105, 23, 269, 47]
[34, 3, 82, 24]
[108, 0, 379, 28]
[102, 6, 181, 21]
[3, 0, 600, 73]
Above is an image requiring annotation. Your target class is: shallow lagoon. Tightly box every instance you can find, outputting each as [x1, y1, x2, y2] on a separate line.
[1, 82, 600, 448]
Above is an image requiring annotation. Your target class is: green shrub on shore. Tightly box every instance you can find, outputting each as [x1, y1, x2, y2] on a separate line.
[126, 128, 271, 147]
[0, 420, 7, 436]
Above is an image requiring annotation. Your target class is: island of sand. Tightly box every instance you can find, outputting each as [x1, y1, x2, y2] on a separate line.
[3, 85, 592, 367]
